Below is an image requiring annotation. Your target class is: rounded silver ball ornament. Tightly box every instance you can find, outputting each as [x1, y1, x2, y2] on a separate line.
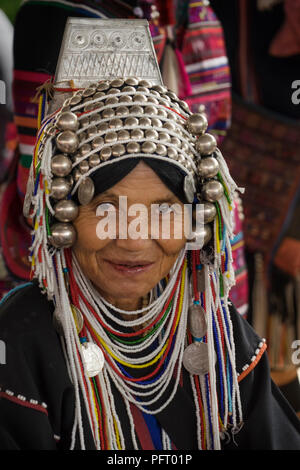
[54, 200, 79, 222]
[127, 142, 140, 153]
[195, 133, 217, 156]
[50, 178, 71, 200]
[49, 223, 77, 248]
[197, 156, 219, 178]
[51, 154, 72, 177]
[56, 131, 79, 154]
[202, 180, 224, 202]
[142, 141, 157, 154]
[186, 113, 208, 135]
[56, 112, 79, 132]
[203, 202, 217, 223]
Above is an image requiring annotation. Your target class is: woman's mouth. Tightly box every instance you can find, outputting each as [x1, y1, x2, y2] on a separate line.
[104, 259, 155, 275]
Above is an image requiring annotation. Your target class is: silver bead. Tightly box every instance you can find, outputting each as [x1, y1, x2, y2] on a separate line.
[137, 86, 149, 93]
[171, 136, 181, 148]
[157, 108, 168, 118]
[179, 100, 190, 113]
[118, 129, 130, 140]
[125, 117, 139, 127]
[93, 91, 105, 100]
[197, 156, 219, 178]
[133, 93, 148, 103]
[82, 87, 96, 98]
[104, 131, 118, 144]
[203, 202, 217, 223]
[163, 121, 176, 132]
[150, 90, 160, 98]
[54, 200, 79, 222]
[69, 95, 82, 106]
[139, 117, 151, 127]
[92, 136, 104, 149]
[144, 105, 158, 116]
[102, 108, 115, 119]
[167, 147, 178, 160]
[73, 168, 82, 183]
[166, 91, 178, 101]
[79, 160, 90, 174]
[51, 154, 72, 177]
[152, 85, 168, 94]
[127, 142, 140, 153]
[138, 79, 153, 88]
[115, 106, 129, 116]
[202, 180, 224, 202]
[79, 143, 92, 156]
[147, 96, 159, 105]
[130, 105, 144, 115]
[90, 114, 102, 125]
[50, 178, 71, 200]
[50, 223, 77, 248]
[84, 103, 97, 112]
[119, 95, 132, 103]
[97, 123, 109, 134]
[87, 126, 98, 138]
[131, 129, 144, 140]
[56, 112, 79, 131]
[111, 143, 126, 157]
[105, 96, 119, 106]
[110, 78, 124, 88]
[107, 88, 120, 95]
[100, 147, 112, 161]
[151, 117, 163, 128]
[142, 141, 157, 154]
[80, 116, 89, 128]
[89, 153, 101, 167]
[125, 77, 139, 86]
[145, 129, 159, 140]
[109, 118, 123, 130]
[56, 131, 79, 154]
[186, 113, 208, 135]
[159, 132, 171, 143]
[195, 133, 217, 156]
[156, 144, 167, 156]
[97, 81, 109, 92]
[123, 86, 136, 94]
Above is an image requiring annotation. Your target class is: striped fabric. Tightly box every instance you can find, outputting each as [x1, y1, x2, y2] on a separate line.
[179, 0, 232, 142]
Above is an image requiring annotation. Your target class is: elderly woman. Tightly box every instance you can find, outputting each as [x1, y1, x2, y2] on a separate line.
[0, 37, 300, 449]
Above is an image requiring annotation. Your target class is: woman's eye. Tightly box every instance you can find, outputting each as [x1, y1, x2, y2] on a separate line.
[96, 202, 116, 216]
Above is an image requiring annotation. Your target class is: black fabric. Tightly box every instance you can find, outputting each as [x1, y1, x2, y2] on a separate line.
[0, 282, 300, 450]
[89, 157, 188, 204]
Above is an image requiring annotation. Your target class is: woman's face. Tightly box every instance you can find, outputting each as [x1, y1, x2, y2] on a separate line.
[73, 161, 187, 311]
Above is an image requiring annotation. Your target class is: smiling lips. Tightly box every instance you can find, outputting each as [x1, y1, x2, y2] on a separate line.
[105, 259, 155, 274]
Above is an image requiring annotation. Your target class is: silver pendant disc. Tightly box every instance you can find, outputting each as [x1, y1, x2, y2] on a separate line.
[81, 342, 105, 377]
[188, 304, 207, 338]
[183, 342, 209, 375]
[78, 177, 95, 205]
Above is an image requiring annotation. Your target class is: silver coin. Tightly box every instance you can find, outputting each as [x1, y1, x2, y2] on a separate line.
[71, 304, 84, 333]
[81, 342, 105, 377]
[188, 304, 207, 338]
[78, 177, 95, 205]
[182, 342, 209, 375]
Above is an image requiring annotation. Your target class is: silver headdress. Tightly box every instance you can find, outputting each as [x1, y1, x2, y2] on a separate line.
[24, 18, 242, 451]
